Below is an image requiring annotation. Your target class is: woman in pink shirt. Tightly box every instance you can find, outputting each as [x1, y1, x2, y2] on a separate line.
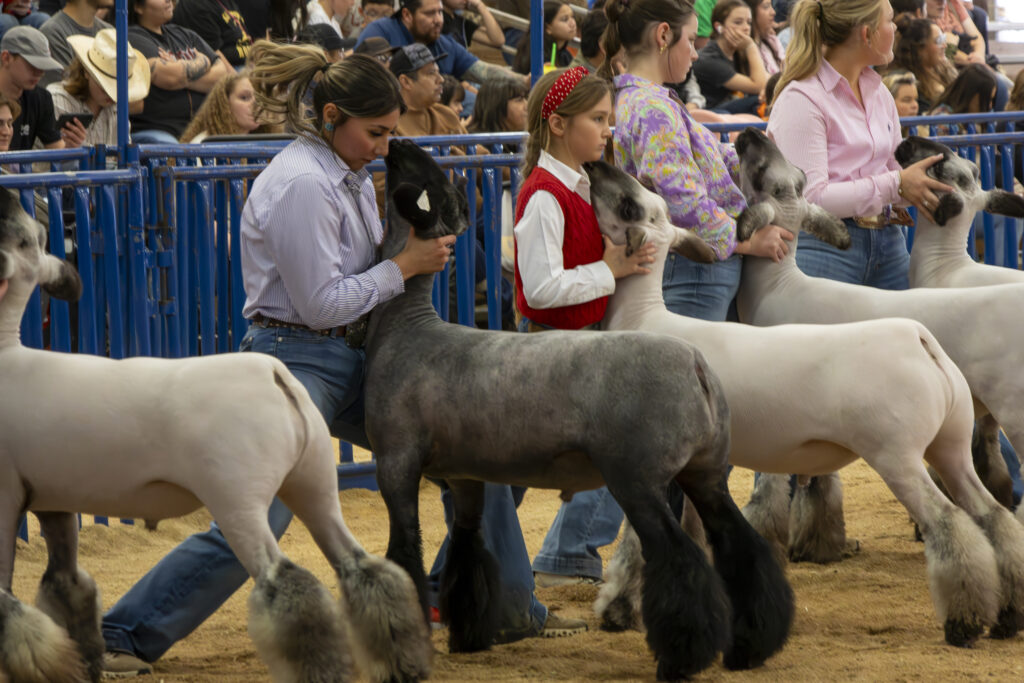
[767, 0, 950, 289]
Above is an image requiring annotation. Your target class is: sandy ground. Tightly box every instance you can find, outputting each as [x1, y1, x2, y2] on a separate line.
[11, 453, 1024, 682]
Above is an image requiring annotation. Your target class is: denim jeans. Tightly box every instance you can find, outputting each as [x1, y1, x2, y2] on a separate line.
[102, 324, 549, 660]
[795, 220, 909, 289]
[532, 253, 743, 580]
[0, 12, 49, 39]
[132, 129, 181, 145]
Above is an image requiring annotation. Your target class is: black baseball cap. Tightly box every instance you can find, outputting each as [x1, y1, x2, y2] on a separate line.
[388, 43, 447, 77]
[297, 24, 351, 53]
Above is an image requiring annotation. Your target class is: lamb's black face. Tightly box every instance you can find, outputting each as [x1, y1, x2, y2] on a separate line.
[385, 139, 469, 240]
[734, 128, 806, 206]
[583, 160, 653, 253]
[895, 136, 979, 195]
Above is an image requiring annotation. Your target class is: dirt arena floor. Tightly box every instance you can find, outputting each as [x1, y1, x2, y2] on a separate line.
[11, 451, 1024, 682]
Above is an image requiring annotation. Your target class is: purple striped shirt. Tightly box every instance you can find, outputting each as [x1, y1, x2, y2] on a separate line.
[241, 136, 404, 329]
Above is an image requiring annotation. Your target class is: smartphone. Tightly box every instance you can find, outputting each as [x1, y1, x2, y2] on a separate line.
[56, 113, 94, 129]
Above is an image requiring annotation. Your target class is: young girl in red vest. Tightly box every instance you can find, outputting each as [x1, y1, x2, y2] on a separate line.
[514, 66, 655, 332]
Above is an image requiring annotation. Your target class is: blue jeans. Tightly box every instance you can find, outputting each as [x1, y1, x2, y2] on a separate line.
[795, 220, 909, 289]
[0, 12, 49, 38]
[532, 253, 742, 580]
[132, 129, 180, 144]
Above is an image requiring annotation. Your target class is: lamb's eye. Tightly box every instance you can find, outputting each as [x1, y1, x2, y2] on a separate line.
[19, 239, 30, 249]
[772, 187, 784, 197]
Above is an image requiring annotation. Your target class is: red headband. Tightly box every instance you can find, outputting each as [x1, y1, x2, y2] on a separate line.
[541, 66, 589, 120]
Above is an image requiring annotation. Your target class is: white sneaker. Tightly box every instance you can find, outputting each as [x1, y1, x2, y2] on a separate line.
[534, 571, 603, 588]
[102, 652, 153, 678]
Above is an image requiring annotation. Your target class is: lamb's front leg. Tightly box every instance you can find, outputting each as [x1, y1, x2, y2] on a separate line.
[34, 511, 105, 683]
[593, 520, 644, 632]
[788, 473, 850, 563]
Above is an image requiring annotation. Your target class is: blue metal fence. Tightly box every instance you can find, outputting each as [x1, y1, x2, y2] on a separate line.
[4, 119, 1023, 538]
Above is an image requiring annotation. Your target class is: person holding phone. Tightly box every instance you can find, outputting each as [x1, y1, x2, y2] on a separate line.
[47, 28, 150, 148]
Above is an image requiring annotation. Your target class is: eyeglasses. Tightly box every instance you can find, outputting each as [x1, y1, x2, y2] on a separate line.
[934, 32, 947, 46]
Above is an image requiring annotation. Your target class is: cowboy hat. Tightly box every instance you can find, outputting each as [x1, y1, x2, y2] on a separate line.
[67, 29, 151, 103]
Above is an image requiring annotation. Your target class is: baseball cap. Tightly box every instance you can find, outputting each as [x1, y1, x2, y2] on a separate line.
[297, 24, 349, 53]
[388, 43, 446, 77]
[354, 36, 399, 61]
[0, 26, 63, 72]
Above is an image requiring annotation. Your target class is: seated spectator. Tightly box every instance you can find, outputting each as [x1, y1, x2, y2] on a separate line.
[172, 0, 253, 68]
[926, 61, 996, 134]
[267, 0, 306, 41]
[693, 0, 768, 114]
[467, 77, 526, 138]
[39, 0, 111, 88]
[1010, 69, 1024, 113]
[695, 0, 714, 50]
[744, 0, 782, 75]
[892, 0, 924, 18]
[890, 15, 956, 112]
[180, 71, 259, 142]
[925, 0, 982, 67]
[0, 26, 83, 149]
[439, 72, 463, 115]
[512, 1, 575, 75]
[569, 8, 606, 74]
[297, 22, 348, 62]
[441, 0, 504, 49]
[0, 91, 17, 150]
[48, 28, 150, 147]
[883, 71, 920, 119]
[127, 0, 229, 143]
[356, 0, 524, 86]
[0, 0, 49, 41]
[305, 0, 353, 38]
[353, 34, 397, 63]
[352, 0, 394, 38]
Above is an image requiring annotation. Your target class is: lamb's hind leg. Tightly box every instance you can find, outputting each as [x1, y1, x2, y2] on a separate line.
[0, 499, 84, 683]
[870, 458, 1000, 646]
[927, 450, 1024, 639]
[742, 473, 792, 561]
[593, 519, 643, 632]
[788, 473, 849, 563]
[33, 512, 104, 683]
[439, 479, 501, 653]
[680, 470, 794, 671]
[602, 477, 730, 681]
[210, 501, 355, 683]
[278, 445, 432, 682]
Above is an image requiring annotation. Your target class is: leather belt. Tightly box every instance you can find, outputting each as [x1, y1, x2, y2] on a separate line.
[252, 313, 346, 338]
[851, 204, 915, 229]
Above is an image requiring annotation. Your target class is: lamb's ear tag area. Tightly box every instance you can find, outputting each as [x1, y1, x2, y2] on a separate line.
[417, 190, 431, 213]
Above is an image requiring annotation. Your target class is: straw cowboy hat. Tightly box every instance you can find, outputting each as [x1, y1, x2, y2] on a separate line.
[67, 29, 151, 103]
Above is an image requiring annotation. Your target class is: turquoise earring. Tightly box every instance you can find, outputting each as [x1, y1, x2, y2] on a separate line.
[324, 121, 335, 133]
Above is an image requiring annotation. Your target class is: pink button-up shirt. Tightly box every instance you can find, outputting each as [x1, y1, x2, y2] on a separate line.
[767, 59, 903, 219]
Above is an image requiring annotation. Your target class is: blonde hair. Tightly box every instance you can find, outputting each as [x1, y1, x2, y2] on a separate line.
[62, 57, 91, 102]
[249, 39, 404, 140]
[882, 70, 917, 98]
[1011, 70, 1024, 113]
[773, 0, 886, 103]
[522, 68, 612, 177]
[180, 71, 253, 142]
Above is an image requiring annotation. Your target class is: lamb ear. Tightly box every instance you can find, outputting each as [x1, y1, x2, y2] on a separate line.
[801, 205, 850, 250]
[670, 227, 716, 264]
[984, 190, 1024, 219]
[736, 202, 775, 241]
[391, 182, 436, 230]
[39, 255, 83, 302]
[932, 192, 965, 227]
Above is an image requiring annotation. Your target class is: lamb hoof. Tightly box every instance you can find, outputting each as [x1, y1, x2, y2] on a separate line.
[989, 606, 1024, 639]
[599, 596, 640, 633]
[842, 538, 861, 558]
[945, 617, 984, 647]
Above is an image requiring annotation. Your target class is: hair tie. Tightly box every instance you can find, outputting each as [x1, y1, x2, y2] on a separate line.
[816, 0, 824, 22]
[541, 66, 589, 120]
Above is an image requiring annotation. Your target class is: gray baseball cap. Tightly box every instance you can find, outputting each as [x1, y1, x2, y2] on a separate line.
[0, 26, 63, 72]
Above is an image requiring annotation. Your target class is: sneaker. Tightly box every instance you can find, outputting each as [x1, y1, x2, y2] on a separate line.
[102, 651, 153, 678]
[539, 612, 588, 638]
[534, 571, 603, 588]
